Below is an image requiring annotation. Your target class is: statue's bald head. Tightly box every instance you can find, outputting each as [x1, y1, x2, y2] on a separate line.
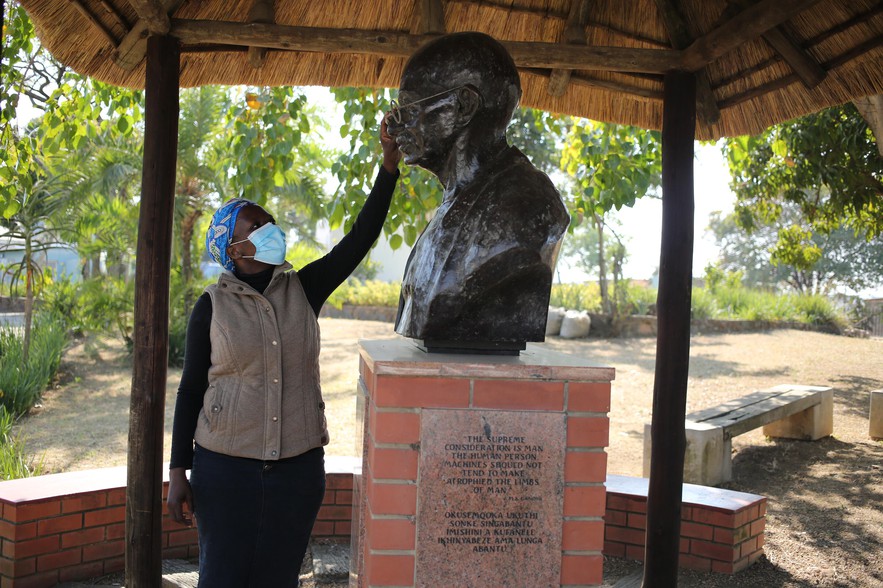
[401, 32, 521, 136]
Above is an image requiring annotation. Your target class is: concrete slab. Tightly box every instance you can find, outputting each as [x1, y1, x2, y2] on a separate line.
[311, 541, 350, 581]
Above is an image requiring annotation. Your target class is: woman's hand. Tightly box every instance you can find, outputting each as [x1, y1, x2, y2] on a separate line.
[167, 467, 195, 527]
[381, 113, 401, 174]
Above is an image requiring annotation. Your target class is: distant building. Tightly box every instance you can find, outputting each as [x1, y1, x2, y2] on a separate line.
[0, 234, 80, 286]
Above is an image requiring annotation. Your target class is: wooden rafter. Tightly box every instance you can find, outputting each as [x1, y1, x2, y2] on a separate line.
[168, 19, 682, 73]
[248, 0, 274, 69]
[114, 0, 185, 70]
[96, 0, 129, 32]
[680, 0, 824, 71]
[546, 0, 591, 98]
[69, 0, 117, 47]
[525, 67, 663, 102]
[653, 0, 720, 125]
[128, 0, 170, 35]
[726, 0, 825, 89]
[415, 0, 446, 35]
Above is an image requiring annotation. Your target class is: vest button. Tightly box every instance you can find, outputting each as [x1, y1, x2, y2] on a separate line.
[272, 340, 278, 346]
[271, 450, 277, 456]
[272, 416, 278, 422]
[273, 378, 279, 383]
[265, 306, 271, 311]
[211, 405, 220, 413]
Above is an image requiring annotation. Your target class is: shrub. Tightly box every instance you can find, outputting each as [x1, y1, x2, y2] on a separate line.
[690, 288, 718, 319]
[792, 294, 847, 329]
[0, 408, 43, 480]
[550, 283, 602, 312]
[0, 313, 67, 415]
[328, 280, 401, 309]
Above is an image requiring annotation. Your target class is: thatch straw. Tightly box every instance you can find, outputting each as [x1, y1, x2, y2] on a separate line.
[17, 0, 883, 139]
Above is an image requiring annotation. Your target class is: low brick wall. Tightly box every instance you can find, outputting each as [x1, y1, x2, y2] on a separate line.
[0, 464, 766, 586]
[604, 474, 767, 574]
[0, 457, 357, 587]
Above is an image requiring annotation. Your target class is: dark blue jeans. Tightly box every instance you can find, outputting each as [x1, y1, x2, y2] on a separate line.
[190, 445, 326, 588]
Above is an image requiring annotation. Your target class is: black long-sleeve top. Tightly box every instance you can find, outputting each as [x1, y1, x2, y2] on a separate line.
[169, 167, 398, 469]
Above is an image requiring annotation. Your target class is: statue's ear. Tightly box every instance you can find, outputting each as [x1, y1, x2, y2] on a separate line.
[454, 86, 481, 126]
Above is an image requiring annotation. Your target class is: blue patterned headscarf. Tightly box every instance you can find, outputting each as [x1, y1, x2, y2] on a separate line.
[205, 198, 254, 271]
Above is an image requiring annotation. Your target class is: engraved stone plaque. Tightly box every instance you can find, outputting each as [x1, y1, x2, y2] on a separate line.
[415, 409, 565, 587]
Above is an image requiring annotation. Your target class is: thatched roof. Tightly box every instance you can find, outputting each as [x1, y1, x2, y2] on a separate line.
[17, 0, 883, 139]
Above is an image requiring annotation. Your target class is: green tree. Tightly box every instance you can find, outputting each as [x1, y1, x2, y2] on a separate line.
[710, 206, 883, 294]
[561, 121, 661, 313]
[724, 103, 883, 246]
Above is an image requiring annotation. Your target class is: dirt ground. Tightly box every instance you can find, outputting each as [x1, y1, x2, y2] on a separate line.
[16, 320, 883, 587]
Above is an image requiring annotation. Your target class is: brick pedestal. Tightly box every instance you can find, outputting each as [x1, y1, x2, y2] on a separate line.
[350, 339, 613, 588]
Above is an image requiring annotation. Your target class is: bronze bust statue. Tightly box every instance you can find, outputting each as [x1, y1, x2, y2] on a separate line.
[388, 32, 569, 354]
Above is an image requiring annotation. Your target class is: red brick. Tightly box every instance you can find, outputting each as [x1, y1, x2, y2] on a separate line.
[104, 556, 124, 573]
[360, 360, 375, 395]
[564, 451, 607, 483]
[367, 517, 415, 550]
[560, 554, 602, 585]
[567, 382, 611, 412]
[335, 490, 354, 506]
[750, 517, 766, 537]
[105, 523, 125, 541]
[625, 544, 645, 560]
[62, 494, 107, 514]
[106, 489, 126, 506]
[713, 523, 752, 545]
[367, 481, 417, 516]
[61, 527, 105, 550]
[37, 548, 81, 572]
[374, 376, 469, 408]
[680, 537, 690, 553]
[735, 504, 759, 527]
[371, 410, 421, 444]
[562, 520, 604, 551]
[58, 560, 103, 583]
[603, 540, 626, 558]
[318, 505, 351, 521]
[757, 499, 767, 517]
[690, 507, 734, 527]
[37, 514, 83, 536]
[566, 416, 610, 448]
[11, 535, 60, 558]
[604, 508, 627, 526]
[681, 520, 714, 540]
[564, 486, 606, 517]
[365, 553, 414, 586]
[162, 546, 190, 560]
[0, 554, 35, 577]
[606, 494, 630, 511]
[9, 501, 61, 524]
[83, 507, 125, 528]
[333, 520, 351, 537]
[691, 538, 737, 562]
[739, 536, 758, 559]
[627, 512, 646, 530]
[311, 521, 334, 536]
[82, 540, 124, 562]
[326, 474, 353, 490]
[5, 570, 59, 587]
[370, 446, 418, 480]
[168, 528, 199, 547]
[0, 521, 36, 542]
[679, 553, 712, 571]
[472, 380, 564, 410]
[712, 559, 736, 574]
[605, 525, 644, 546]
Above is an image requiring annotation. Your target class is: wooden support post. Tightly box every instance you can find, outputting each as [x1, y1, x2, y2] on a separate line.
[546, 0, 590, 97]
[125, 35, 179, 588]
[248, 0, 274, 69]
[643, 70, 695, 587]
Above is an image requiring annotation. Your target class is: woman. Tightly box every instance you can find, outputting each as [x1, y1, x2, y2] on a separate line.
[167, 116, 400, 587]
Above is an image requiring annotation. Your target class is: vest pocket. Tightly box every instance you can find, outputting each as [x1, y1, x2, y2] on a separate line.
[317, 401, 329, 444]
[204, 384, 226, 433]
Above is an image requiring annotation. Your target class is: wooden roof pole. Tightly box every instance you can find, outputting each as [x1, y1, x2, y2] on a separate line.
[415, 0, 446, 34]
[654, 0, 720, 126]
[125, 34, 179, 588]
[128, 0, 170, 34]
[643, 69, 696, 587]
[248, 0, 274, 69]
[546, 0, 591, 97]
[115, 0, 186, 71]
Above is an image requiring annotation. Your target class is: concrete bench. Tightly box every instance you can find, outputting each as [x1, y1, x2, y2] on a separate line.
[643, 385, 833, 486]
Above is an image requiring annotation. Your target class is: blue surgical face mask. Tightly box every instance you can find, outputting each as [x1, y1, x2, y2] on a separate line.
[230, 222, 287, 265]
